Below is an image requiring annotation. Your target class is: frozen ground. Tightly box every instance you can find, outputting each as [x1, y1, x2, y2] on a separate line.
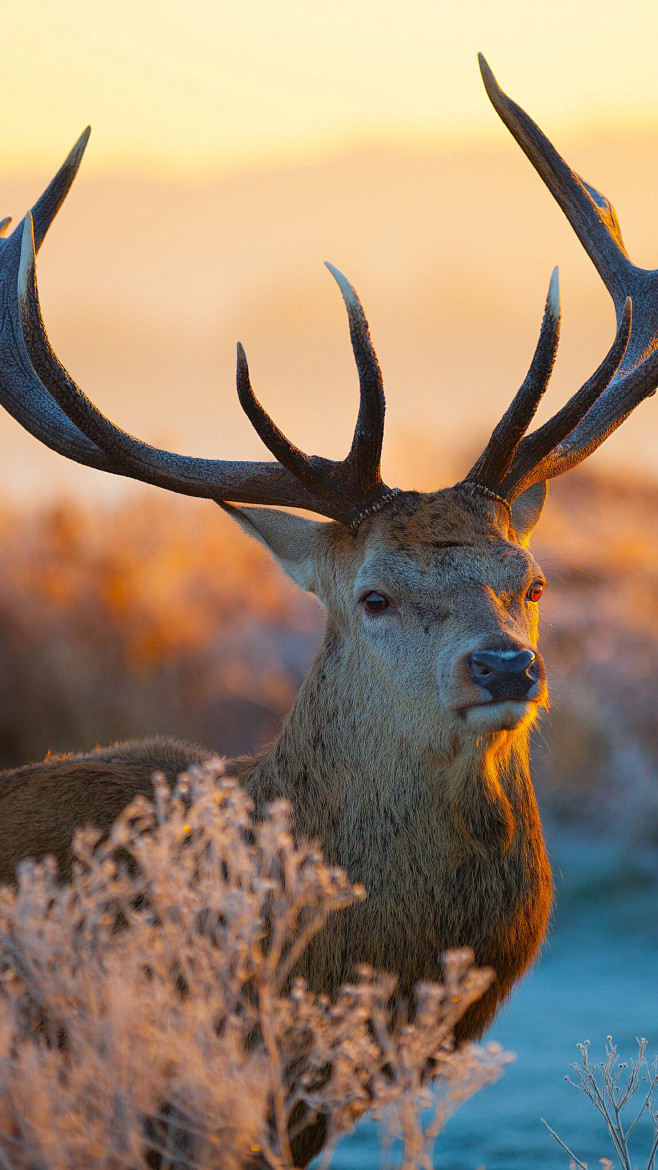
[327, 828, 658, 1168]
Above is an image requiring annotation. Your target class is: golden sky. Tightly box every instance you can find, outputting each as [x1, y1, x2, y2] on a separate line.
[4, 0, 658, 175]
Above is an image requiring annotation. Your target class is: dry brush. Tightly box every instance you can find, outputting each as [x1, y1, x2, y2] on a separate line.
[0, 761, 508, 1170]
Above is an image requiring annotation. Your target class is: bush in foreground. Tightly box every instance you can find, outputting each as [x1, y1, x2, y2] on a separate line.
[0, 762, 509, 1168]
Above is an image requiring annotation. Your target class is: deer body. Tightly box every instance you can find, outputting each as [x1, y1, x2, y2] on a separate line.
[0, 56, 655, 1167]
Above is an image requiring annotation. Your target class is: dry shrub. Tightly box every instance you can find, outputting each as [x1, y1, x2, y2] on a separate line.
[544, 1038, 658, 1170]
[0, 761, 509, 1169]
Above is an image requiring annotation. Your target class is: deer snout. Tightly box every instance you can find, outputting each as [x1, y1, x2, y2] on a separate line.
[467, 648, 541, 702]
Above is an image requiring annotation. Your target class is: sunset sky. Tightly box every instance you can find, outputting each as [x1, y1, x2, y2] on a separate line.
[4, 0, 658, 175]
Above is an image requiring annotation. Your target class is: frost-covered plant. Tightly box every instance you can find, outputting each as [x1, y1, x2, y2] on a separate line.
[544, 1038, 658, 1170]
[0, 761, 509, 1169]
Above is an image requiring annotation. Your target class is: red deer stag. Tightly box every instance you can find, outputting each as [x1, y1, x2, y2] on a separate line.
[0, 56, 655, 1164]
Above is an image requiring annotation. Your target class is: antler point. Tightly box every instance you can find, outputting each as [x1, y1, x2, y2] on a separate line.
[67, 126, 91, 170]
[324, 260, 346, 287]
[18, 213, 36, 299]
[548, 266, 561, 317]
[325, 262, 360, 311]
[235, 342, 250, 385]
[478, 54, 498, 94]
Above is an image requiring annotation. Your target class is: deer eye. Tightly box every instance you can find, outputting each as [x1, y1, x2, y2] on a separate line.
[526, 582, 544, 603]
[362, 591, 391, 615]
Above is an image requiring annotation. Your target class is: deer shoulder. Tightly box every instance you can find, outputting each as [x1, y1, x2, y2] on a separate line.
[0, 738, 214, 883]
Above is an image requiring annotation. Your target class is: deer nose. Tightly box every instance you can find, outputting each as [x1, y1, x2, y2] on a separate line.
[467, 648, 538, 701]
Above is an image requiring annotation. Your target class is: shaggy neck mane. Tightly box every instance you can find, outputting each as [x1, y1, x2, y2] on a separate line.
[240, 633, 538, 861]
[232, 626, 552, 1048]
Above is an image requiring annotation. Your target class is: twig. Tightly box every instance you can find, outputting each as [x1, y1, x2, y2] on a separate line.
[541, 1117, 589, 1169]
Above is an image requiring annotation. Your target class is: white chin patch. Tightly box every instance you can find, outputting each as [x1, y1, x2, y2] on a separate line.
[464, 700, 535, 734]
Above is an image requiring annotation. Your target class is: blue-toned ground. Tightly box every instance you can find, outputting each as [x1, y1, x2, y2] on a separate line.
[326, 829, 658, 1168]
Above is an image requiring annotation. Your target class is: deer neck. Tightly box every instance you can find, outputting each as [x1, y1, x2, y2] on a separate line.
[244, 628, 540, 860]
[239, 625, 551, 1038]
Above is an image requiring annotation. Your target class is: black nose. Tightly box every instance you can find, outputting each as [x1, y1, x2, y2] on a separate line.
[467, 648, 538, 701]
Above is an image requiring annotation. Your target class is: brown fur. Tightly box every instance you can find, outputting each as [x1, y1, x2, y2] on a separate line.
[0, 738, 214, 883]
[0, 487, 554, 1166]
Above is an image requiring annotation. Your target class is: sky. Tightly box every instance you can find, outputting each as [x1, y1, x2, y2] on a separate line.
[4, 0, 658, 175]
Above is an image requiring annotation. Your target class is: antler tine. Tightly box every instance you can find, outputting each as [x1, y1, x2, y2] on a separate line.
[501, 296, 633, 499]
[468, 57, 658, 501]
[235, 342, 328, 493]
[30, 127, 91, 254]
[478, 55, 633, 308]
[467, 267, 561, 488]
[0, 131, 120, 476]
[325, 263, 386, 496]
[518, 338, 658, 487]
[0, 217, 117, 474]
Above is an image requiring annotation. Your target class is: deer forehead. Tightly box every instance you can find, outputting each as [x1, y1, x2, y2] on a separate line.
[351, 541, 536, 606]
[334, 489, 539, 604]
[363, 488, 501, 546]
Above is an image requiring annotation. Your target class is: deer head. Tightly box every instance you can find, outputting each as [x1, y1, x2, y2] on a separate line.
[0, 57, 655, 754]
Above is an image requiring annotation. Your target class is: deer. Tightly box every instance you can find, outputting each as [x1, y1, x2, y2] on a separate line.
[0, 55, 655, 1165]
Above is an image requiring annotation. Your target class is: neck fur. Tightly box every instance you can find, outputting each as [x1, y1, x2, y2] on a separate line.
[239, 628, 552, 1044]
[246, 633, 538, 860]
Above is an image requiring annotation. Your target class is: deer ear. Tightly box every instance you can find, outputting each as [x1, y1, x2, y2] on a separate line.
[509, 481, 547, 545]
[218, 503, 326, 592]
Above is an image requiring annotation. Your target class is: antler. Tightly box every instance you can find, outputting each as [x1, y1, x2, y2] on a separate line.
[1, 137, 395, 530]
[464, 55, 658, 504]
